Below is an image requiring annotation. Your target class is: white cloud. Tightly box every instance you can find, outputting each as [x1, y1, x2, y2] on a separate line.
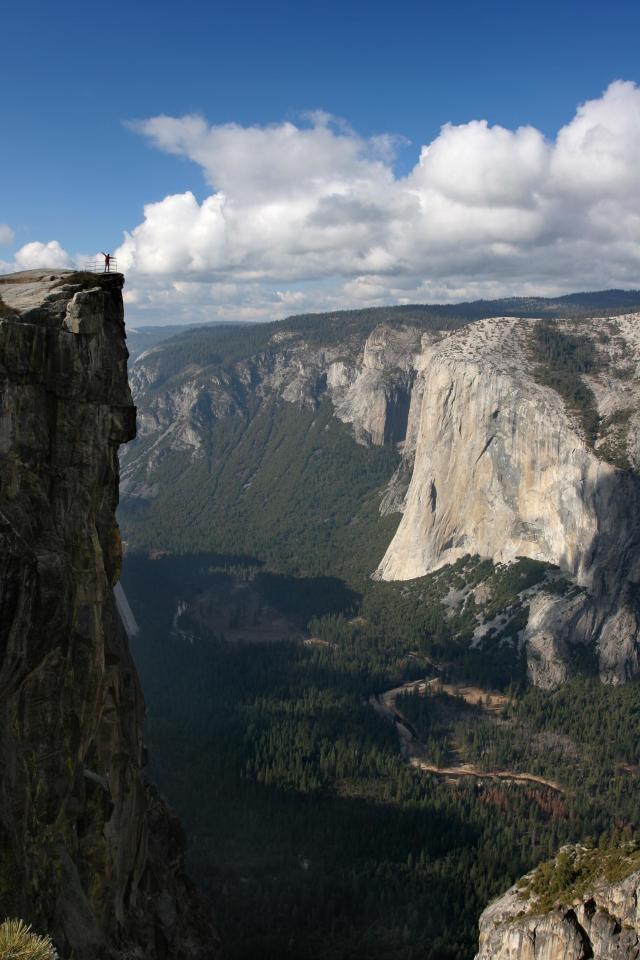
[0, 224, 14, 246]
[409, 120, 549, 208]
[62, 83, 640, 320]
[14, 240, 73, 270]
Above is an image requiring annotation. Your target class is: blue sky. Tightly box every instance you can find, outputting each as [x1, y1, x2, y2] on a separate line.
[2, 0, 640, 322]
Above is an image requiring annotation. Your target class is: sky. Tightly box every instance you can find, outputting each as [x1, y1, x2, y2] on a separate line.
[1, 0, 640, 324]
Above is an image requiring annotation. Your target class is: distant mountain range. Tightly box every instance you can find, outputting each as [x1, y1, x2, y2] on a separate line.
[124, 288, 640, 361]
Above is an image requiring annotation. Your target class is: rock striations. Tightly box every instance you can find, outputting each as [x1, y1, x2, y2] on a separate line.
[476, 845, 640, 960]
[375, 316, 640, 685]
[0, 270, 216, 959]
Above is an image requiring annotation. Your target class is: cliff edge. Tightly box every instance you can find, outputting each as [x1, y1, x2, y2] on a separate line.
[476, 844, 640, 959]
[0, 270, 217, 958]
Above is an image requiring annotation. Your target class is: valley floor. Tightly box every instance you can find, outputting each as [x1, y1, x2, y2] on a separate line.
[122, 552, 640, 960]
[373, 677, 563, 793]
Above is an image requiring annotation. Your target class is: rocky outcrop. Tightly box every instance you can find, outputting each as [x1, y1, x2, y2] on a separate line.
[476, 845, 640, 959]
[0, 270, 216, 958]
[327, 324, 421, 445]
[376, 316, 640, 685]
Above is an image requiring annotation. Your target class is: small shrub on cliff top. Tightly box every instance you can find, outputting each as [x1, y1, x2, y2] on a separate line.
[0, 919, 57, 960]
[516, 842, 640, 914]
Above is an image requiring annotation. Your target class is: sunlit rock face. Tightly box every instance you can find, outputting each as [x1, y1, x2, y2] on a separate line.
[376, 316, 640, 685]
[126, 320, 420, 459]
[0, 269, 217, 959]
[475, 847, 640, 960]
[325, 323, 421, 445]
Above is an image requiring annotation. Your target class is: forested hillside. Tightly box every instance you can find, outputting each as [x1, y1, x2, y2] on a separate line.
[121, 399, 400, 579]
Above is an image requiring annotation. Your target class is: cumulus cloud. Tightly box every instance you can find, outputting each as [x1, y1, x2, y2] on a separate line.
[14, 240, 74, 270]
[0, 224, 14, 246]
[111, 81, 640, 320]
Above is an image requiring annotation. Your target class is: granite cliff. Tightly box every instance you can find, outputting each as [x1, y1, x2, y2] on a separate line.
[376, 314, 640, 686]
[0, 270, 216, 959]
[476, 845, 640, 960]
[126, 319, 420, 456]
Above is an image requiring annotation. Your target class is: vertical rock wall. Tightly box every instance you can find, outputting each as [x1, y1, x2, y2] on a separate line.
[375, 318, 640, 684]
[0, 270, 216, 959]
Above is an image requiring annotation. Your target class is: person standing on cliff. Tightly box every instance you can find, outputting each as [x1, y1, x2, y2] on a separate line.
[101, 251, 112, 272]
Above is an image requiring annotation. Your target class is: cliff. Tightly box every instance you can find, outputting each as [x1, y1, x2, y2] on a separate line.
[126, 319, 420, 457]
[0, 270, 217, 959]
[476, 845, 640, 959]
[376, 315, 640, 685]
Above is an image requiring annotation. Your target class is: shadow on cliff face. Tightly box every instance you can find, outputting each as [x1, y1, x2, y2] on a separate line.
[587, 465, 640, 681]
[591, 468, 640, 590]
[528, 465, 640, 685]
[383, 381, 413, 445]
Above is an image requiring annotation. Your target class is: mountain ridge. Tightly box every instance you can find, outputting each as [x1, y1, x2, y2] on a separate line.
[123, 287, 640, 370]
